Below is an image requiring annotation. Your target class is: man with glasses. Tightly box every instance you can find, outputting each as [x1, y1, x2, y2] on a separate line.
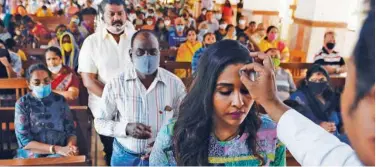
[95, 30, 186, 166]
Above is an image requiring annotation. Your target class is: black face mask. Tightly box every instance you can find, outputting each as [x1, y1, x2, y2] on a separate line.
[307, 81, 328, 95]
[326, 42, 335, 50]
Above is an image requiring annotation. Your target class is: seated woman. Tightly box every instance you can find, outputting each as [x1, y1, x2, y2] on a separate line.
[45, 46, 80, 104]
[175, 28, 202, 78]
[14, 63, 78, 158]
[290, 65, 350, 144]
[59, 32, 80, 71]
[150, 40, 286, 166]
[258, 26, 289, 62]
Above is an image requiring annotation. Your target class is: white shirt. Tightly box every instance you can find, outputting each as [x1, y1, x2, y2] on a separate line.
[199, 20, 219, 33]
[278, 109, 362, 166]
[78, 24, 136, 118]
[94, 67, 186, 154]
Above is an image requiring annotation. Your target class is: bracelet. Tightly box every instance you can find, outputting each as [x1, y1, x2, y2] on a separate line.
[49, 145, 56, 154]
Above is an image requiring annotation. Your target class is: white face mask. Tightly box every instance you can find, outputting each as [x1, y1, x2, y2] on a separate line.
[164, 20, 171, 26]
[48, 64, 62, 74]
[239, 20, 246, 25]
[219, 24, 227, 29]
[147, 21, 153, 25]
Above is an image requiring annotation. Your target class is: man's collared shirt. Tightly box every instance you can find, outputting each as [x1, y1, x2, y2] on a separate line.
[95, 67, 186, 154]
[78, 23, 136, 118]
[314, 47, 345, 68]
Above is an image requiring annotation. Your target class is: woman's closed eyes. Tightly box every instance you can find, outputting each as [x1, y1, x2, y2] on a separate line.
[216, 85, 250, 96]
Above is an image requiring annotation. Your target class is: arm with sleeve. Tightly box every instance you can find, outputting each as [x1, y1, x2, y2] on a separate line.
[277, 110, 361, 166]
[14, 101, 33, 148]
[94, 80, 128, 138]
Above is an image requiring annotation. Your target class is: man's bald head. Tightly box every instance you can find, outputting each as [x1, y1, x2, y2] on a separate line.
[130, 30, 160, 59]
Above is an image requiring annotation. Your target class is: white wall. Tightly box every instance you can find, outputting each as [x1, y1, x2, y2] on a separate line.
[243, 0, 281, 11]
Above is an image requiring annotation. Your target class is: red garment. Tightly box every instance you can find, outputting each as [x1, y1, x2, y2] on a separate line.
[31, 23, 49, 37]
[51, 66, 79, 91]
[222, 6, 233, 17]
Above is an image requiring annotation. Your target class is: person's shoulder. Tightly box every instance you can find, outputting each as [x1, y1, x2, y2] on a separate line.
[16, 93, 33, 107]
[51, 92, 67, 103]
[159, 67, 184, 85]
[259, 114, 277, 130]
[290, 90, 306, 104]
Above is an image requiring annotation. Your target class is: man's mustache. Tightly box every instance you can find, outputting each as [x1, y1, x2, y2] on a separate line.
[112, 20, 123, 26]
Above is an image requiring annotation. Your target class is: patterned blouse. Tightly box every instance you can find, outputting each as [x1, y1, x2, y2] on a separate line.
[149, 115, 286, 166]
[14, 92, 76, 158]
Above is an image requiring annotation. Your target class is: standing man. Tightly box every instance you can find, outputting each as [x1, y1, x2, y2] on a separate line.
[198, 10, 219, 33]
[78, 0, 135, 165]
[95, 30, 186, 166]
[314, 31, 346, 75]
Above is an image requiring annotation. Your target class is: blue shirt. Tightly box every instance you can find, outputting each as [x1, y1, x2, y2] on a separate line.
[168, 30, 187, 48]
[14, 92, 76, 158]
[191, 47, 205, 73]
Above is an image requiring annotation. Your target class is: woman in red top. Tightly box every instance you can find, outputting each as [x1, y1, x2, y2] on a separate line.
[222, 0, 233, 24]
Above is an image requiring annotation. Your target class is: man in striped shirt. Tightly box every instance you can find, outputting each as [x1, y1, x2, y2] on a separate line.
[313, 31, 347, 75]
[95, 30, 186, 166]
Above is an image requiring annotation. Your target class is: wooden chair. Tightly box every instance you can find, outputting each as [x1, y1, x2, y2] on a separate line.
[0, 78, 28, 101]
[280, 63, 313, 77]
[0, 155, 87, 166]
[0, 106, 92, 162]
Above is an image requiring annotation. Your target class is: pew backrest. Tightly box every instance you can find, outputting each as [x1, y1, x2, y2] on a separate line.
[280, 63, 313, 77]
[0, 155, 87, 166]
[0, 79, 28, 100]
[163, 61, 192, 78]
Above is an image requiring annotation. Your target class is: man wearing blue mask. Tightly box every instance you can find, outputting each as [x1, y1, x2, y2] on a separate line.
[95, 30, 186, 166]
[168, 17, 187, 49]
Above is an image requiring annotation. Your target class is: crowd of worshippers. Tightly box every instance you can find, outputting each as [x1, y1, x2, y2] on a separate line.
[0, 0, 358, 166]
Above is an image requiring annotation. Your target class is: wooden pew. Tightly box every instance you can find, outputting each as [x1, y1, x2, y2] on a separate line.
[0, 78, 28, 100]
[30, 16, 71, 32]
[0, 155, 87, 166]
[286, 150, 300, 166]
[22, 48, 47, 70]
[280, 63, 313, 77]
[0, 106, 92, 161]
[160, 49, 178, 64]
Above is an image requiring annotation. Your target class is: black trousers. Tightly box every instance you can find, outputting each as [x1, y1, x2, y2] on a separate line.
[99, 134, 114, 166]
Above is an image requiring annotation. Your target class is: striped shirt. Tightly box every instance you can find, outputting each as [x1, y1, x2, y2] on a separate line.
[314, 47, 345, 68]
[94, 67, 186, 154]
[275, 68, 296, 101]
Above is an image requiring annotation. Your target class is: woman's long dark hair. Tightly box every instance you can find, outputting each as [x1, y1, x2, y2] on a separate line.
[173, 40, 263, 165]
[298, 65, 340, 121]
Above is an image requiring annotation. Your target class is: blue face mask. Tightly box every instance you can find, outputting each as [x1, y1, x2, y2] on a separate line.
[176, 25, 185, 32]
[133, 54, 160, 75]
[32, 84, 52, 99]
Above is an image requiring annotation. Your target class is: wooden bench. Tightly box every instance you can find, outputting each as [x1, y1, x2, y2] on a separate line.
[286, 150, 300, 166]
[30, 16, 71, 32]
[0, 106, 92, 161]
[0, 155, 87, 166]
[160, 49, 178, 63]
[280, 63, 313, 77]
[0, 79, 28, 100]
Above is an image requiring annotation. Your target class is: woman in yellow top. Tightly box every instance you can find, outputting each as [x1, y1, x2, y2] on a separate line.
[258, 26, 290, 62]
[36, 6, 54, 17]
[175, 28, 202, 78]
